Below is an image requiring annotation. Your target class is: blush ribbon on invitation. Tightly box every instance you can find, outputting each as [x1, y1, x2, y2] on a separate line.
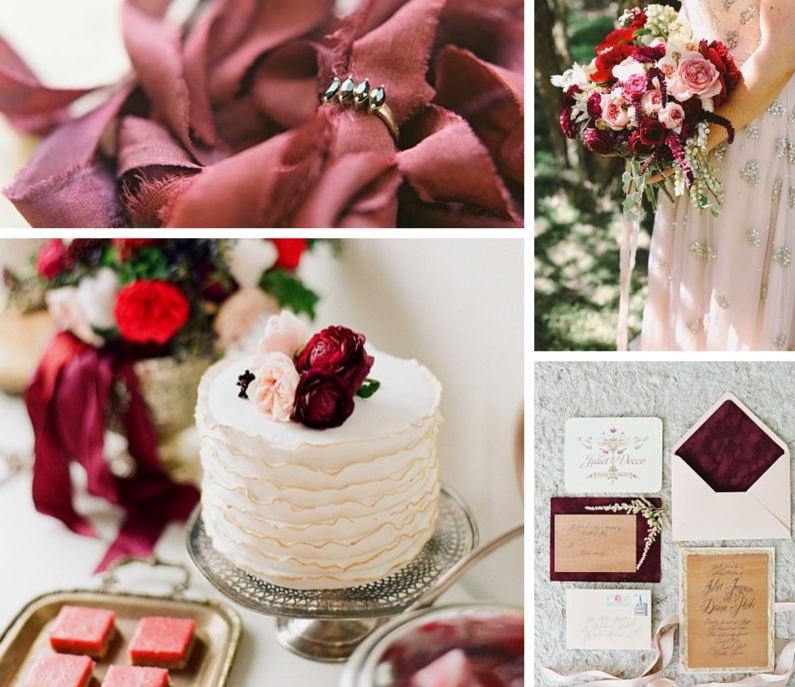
[25, 331, 200, 573]
[543, 604, 795, 687]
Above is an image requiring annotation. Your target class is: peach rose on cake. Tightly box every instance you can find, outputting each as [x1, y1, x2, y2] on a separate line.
[258, 311, 310, 359]
[253, 352, 301, 422]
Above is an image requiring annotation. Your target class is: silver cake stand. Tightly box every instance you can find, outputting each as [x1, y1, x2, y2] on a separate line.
[186, 486, 478, 662]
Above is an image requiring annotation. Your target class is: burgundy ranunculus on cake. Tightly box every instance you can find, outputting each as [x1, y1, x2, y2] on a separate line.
[195, 312, 444, 589]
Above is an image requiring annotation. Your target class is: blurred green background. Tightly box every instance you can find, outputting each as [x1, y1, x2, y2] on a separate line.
[534, 0, 677, 350]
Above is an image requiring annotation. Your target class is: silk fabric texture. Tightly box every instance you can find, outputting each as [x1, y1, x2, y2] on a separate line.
[0, 0, 524, 227]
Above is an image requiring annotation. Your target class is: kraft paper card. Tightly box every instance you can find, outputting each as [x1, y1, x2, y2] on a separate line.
[550, 497, 662, 582]
[566, 589, 652, 650]
[672, 392, 790, 541]
[565, 417, 662, 493]
[680, 548, 774, 673]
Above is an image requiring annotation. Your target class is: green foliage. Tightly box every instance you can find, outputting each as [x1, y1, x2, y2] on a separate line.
[259, 268, 320, 320]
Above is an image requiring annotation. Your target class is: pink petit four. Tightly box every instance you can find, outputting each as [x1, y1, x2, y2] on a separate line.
[129, 617, 196, 669]
[50, 605, 117, 658]
[409, 650, 483, 687]
[102, 665, 170, 687]
[22, 653, 95, 687]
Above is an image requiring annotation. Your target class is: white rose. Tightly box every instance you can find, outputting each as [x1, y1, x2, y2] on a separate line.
[77, 267, 119, 330]
[227, 239, 278, 288]
[612, 57, 646, 83]
[46, 287, 104, 347]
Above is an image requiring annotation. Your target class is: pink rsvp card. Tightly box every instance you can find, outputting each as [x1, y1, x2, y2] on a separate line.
[566, 589, 652, 650]
[565, 417, 662, 493]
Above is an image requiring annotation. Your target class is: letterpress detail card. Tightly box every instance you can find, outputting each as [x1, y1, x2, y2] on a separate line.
[565, 417, 663, 493]
[553, 514, 637, 573]
[681, 548, 774, 673]
[566, 589, 652, 650]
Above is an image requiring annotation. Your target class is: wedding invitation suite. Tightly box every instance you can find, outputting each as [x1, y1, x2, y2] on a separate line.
[672, 393, 790, 541]
[680, 548, 774, 673]
[566, 589, 652, 650]
[550, 497, 662, 582]
[564, 417, 662, 493]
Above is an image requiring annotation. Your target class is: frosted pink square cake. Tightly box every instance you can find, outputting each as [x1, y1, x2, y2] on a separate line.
[128, 617, 195, 669]
[49, 605, 116, 658]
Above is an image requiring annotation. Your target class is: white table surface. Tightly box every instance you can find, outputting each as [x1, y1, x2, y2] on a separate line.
[0, 390, 478, 686]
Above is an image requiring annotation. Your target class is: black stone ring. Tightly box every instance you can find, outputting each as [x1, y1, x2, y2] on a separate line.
[322, 76, 399, 142]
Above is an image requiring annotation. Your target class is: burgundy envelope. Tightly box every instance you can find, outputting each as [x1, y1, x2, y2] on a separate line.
[550, 497, 662, 583]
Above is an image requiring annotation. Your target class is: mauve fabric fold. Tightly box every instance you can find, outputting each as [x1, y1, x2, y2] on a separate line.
[0, 0, 524, 227]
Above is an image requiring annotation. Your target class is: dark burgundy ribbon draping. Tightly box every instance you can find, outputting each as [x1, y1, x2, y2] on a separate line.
[0, 0, 524, 227]
[25, 332, 200, 573]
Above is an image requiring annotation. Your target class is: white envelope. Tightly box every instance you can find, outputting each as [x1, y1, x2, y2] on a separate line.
[566, 589, 652, 650]
[672, 392, 790, 541]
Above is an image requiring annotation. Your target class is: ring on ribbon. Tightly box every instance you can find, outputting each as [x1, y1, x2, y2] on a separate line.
[322, 76, 399, 142]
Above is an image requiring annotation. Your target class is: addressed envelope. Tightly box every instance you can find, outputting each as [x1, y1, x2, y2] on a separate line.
[566, 589, 652, 650]
[672, 393, 790, 541]
[565, 417, 662, 493]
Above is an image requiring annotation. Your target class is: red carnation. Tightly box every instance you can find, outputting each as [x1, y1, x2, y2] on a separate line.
[296, 325, 374, 394]
[629, 10, 647, 30]
[271, 238, 307, 270]
[114, 280, 190, 345]
[36, 239, 66, 279]
[112, 238, 158, 261]
[581, 127, 615, 155]
[292, 369, 355, 429]
[632, 45, 666, 64]
[592, 43, 634, 85]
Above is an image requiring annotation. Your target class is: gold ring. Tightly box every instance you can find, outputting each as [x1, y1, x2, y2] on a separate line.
[322, 76, 399, 142]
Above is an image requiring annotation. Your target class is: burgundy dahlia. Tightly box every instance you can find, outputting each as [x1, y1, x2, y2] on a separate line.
[292, 370, 355, 430]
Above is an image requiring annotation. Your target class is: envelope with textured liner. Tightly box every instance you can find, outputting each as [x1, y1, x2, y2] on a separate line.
[566, 589, 652, 650]
[672, 392, 790, 541]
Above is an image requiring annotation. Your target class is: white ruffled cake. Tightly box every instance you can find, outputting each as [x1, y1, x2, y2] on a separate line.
[196, 349, 443, 589]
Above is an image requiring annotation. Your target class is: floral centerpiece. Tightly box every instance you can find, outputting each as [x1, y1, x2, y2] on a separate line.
[9, 238, 327, 572]
[238, 312, 380, 430]
[552, 4, 740, 218]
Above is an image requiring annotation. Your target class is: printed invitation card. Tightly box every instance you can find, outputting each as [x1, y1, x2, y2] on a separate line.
[566, 589, 652, 650]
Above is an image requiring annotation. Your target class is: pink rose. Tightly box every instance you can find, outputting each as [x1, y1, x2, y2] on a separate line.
[669, 51, 721, 101]
[253, 352, 301, 422]
[258, 311, 310, 359]
[656, 57, 677, 79]
[658, 102, 686, 132]
[214, 287, 277, 349]
[600, 93, 631, 130]
[621, 74, 648, 100]
[640, 89, 663, 115]
[36, 239, 66, 280]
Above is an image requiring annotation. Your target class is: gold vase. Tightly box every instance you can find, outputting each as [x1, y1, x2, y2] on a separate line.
[109, 354, 214, 485]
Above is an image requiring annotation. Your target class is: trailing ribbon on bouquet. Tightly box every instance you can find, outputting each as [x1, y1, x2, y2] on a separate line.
[617, 213, 641, 352]
[25, 331, 199, 573]
[543, 604, 795, 687]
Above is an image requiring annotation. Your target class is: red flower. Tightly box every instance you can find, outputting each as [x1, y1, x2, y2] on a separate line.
[629, 130, 654, 155]
[628, 10, 647, 31]
[592, 43, 634, 85]
[699, 39, 740, 107]
[632, 45, 666, 64]
[560, 85, 580, 139]
[36, 239, 66, 280]
[581, 127, 615, 155]
[112, 239, 158, 261]
[638, 118, 668, 147]
[586, 93, 602, 119]
[292, 369, 355, 429]
[296, 325, 374, 394]
[597, 28, 637, 53]
[271, 239, 307, 270]
[114, 280, 190, 345]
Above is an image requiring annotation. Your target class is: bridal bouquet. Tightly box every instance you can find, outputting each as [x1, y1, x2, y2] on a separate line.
[552, 4, 740, 218]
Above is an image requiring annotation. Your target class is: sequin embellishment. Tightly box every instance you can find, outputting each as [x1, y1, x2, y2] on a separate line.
[790, 189, 795, 208]
[776, 138, 787, 158]
[716, 295, 731, 309]
[724, 30, 739, 50]
[739, 161, 759, 186]
[722, 0, 737, 7]
[769, 99, 786, 117]
[744, 124, 760, 140]
[773, 179, 783, 204]
[773, 247, 792, 268]
[687, 320, 703, 334]
[740, 5, 759, 24]
[690, 242, 717, 262]
[714, 142, 728, 162]
[747, 229, 761, 248]
[774, 334, 787, 350]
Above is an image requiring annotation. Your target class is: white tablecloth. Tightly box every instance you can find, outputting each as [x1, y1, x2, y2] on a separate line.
[0, 390, 481, 686]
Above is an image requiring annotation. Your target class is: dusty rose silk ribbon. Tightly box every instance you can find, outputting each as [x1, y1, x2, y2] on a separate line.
[617, 214, 640, 352]
[25, 332, 199, 573]
[543, 605, 795, 687]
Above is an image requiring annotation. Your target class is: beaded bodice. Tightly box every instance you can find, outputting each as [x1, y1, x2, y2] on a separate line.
[680, 0, 761, 66]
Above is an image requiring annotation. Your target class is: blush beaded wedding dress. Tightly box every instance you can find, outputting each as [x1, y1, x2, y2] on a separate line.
[637, 0, 795, 350]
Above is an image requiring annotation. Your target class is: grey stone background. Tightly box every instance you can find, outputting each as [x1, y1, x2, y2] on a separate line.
[534, 361, 795, 686]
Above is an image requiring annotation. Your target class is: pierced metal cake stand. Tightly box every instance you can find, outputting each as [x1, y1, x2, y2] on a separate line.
[186, 486, 478, 662]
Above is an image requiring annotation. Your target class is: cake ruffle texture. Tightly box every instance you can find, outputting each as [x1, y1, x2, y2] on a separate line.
[196, 350, 443, 589]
